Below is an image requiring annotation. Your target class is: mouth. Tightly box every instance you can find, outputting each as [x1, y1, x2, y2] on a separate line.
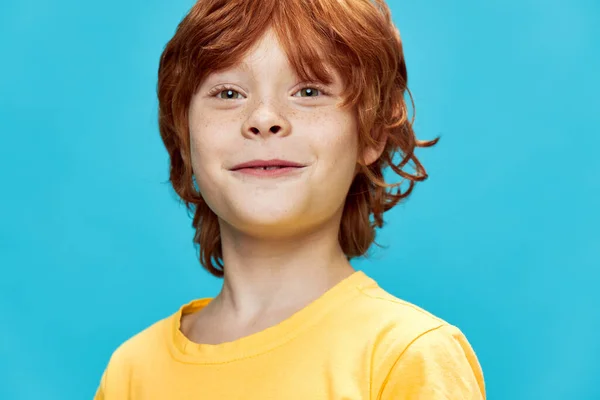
[230, 159, 306, 171]
[229, 159, 307, 177]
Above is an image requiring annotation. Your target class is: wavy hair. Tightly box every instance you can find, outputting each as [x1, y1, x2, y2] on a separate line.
[157, 0, 439, 277]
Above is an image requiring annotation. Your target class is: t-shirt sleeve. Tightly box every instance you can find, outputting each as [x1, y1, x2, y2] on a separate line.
[93, 369, 106, 400]
[378, 324, 486, 400]
[93, 345, 132, 400]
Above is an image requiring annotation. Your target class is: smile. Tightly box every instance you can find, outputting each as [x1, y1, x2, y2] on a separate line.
[231, 166, 306, 178]
[229, 159, 308, 178]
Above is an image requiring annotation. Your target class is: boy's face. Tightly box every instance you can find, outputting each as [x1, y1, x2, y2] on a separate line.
[188, 29, 363, 238]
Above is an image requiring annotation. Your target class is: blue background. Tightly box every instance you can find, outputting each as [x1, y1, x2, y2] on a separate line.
[1, 0, 598, 398]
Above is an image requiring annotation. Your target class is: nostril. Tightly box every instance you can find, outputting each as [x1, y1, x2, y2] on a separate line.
[248, 126, 282, 135]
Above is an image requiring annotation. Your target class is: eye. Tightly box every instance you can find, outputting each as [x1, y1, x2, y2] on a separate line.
[219, 89, 242, 99]
[293, 86, 323, 98]
[208, 86, 244, 100]
[208, 85, 327, 99]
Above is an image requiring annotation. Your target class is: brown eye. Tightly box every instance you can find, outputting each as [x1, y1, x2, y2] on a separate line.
[218, 89, 242, 99]
[294, 87, 321, 97]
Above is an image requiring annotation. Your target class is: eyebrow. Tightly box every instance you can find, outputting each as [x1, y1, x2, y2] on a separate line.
[208, 60, 340, 87]
[221, 62, 251, 74]
[237, 62, 251, 72]
[207, 63, 251, 80]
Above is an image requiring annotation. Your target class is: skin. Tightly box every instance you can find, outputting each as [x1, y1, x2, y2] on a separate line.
[183, 28, 383, 342]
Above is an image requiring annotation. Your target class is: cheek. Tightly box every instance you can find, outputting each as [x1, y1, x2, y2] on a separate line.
[189, 110, 240, 167]
[189, 115, 229, 191]
[310, 113, 359, 170]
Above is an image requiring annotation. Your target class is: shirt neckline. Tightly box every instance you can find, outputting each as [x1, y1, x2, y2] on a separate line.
[166, 269, 376, 364]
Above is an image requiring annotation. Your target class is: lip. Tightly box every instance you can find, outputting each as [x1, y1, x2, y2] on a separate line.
[229, 159, 307, 178]
[232, 167, 305, 178]
[230, 159, 306, 170]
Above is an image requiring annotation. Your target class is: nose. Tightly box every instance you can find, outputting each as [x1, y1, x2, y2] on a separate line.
[242, 100, 291, 139]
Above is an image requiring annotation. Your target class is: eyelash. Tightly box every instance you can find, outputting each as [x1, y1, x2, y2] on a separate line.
[208, 84, 329, 99]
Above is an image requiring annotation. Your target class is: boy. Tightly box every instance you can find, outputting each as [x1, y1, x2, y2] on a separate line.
[95, 0, 486, 398]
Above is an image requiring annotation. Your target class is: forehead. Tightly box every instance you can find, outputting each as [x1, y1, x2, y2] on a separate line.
[200, 28, 341, 87]
[211, 54, 340, 81]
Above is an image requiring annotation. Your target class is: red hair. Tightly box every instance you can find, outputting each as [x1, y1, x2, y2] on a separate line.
[157, 0, 439, 277]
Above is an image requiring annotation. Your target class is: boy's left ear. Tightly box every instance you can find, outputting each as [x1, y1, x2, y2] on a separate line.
[359, 128, 387, 166]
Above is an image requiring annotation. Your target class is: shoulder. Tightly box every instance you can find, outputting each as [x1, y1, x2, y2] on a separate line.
[352, 280, 450, 342]
[352, 280, 486, 399]
[94, 314, 174, 399]
[375, 322, 486, 399]
[101, 313, 173, 375]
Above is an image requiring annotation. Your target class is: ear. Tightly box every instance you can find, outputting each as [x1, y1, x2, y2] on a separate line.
[358, 128, 387, 167]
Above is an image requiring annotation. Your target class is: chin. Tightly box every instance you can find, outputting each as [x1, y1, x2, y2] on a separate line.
[224, 202, 315, 237]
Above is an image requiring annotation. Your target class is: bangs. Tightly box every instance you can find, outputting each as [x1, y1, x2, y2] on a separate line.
[183, 0, 364, 102]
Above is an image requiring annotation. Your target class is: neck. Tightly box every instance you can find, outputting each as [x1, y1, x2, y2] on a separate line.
[210, 215, 356, 324]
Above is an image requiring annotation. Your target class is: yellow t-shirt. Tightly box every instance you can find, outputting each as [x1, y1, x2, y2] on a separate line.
[94, 270, 485, 399]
